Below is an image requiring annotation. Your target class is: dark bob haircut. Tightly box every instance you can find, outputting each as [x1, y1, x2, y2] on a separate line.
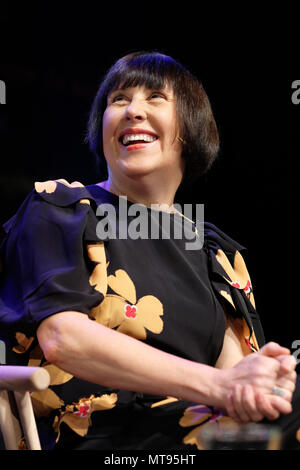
[85, 51, 220, 185]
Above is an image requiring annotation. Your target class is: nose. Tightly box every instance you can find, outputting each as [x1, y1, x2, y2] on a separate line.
[125, 99, 147, 122]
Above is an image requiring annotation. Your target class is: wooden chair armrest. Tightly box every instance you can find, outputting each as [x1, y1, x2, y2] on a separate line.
[0, 366, 50, 449]
[0, 366, 50, 392]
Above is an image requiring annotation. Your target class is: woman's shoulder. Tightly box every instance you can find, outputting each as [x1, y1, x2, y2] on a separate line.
[204, 221, 246, 257]
[23, 179, 115, 211]
[1, 179, 98, 244]
[33, 179, 95, 207]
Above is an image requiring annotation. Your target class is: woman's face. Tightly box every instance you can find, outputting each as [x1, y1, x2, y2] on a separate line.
[102, 84, 184, 185]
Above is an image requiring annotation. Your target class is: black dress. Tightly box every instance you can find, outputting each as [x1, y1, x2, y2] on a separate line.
[0, 181, 299, 450]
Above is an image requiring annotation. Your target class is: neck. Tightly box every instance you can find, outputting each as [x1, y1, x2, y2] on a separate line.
[97, 173, 182, 210]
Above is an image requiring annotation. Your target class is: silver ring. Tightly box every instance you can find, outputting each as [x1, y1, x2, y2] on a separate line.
[272, 385, 286, 397]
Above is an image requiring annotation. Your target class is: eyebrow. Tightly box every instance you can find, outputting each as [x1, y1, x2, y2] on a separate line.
[108, 88, 126, 96]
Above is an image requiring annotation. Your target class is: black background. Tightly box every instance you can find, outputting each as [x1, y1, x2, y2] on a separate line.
[0, 3, 299, 362]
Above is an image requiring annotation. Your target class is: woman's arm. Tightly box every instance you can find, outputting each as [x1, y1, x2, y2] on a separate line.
[215, 316, 251, 369]
[37, 311, 224, 406]
[37, 311, 296, 421]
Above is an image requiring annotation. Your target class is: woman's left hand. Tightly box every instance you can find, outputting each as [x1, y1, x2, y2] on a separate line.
[224, 345, 297, 423]
[225, 382, 295, 423]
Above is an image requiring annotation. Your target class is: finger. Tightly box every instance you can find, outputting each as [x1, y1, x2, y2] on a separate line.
[275, 374, 296, 395]
[259, 342, 291, 358]
[256, 392, 280, 421]
[241, 385, 264, 422]
[231, 384, 251, 423]
[270, 386, 293, 404]
[268, 395, 293, 415]
[274, 368, 297, 397]
[277, 355, 297, 374]
[225, 392, 243, 424]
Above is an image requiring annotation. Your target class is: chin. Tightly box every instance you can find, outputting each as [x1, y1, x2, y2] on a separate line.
[119, 161, 158, 179]
[123, 169, 156, 182]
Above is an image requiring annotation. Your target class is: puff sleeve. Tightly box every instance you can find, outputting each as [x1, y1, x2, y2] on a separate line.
[0, 181, 105, 345]
[203, 222, 265, 350]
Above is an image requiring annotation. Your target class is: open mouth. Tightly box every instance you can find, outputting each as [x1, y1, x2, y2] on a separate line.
[119, 131, 158, 148]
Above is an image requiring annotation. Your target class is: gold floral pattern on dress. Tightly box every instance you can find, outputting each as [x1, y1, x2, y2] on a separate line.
[34, 179, 90, 205]
[89, 269, 164, 340]
[87, 242, 108, 296]
[219, 290, 236, 310]
[30, 362, 73, 418]
[179, 404, 233, 449]
[31, 386, 65, 418]
[29, 360, 118, 440]
[15, 344, 64, 419]
[12, 332, 35, 354]
[214, 249, 259, 353]
[216, 249, 255, 308]
[35, 180, 58, 194]
[151, 396, 178, 408]
[53, 393, 117, 441]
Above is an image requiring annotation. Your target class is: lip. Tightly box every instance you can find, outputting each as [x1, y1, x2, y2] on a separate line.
[122, 141, 158, 152]
[118, 127, 159, 140]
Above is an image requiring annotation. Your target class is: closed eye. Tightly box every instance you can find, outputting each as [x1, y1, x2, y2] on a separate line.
[111, 94, 128, 103]
[108, 89, 169, 105]
[149, 91, 166, 100]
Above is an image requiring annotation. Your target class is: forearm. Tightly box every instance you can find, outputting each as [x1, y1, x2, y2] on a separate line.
[37, 311, 225, 407]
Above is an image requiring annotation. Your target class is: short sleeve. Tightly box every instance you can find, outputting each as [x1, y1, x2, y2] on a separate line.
[204, 222, 265, 350]
[0, 181, 104, 344]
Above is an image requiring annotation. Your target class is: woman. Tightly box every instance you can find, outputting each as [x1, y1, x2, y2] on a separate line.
[0, 51, 299, 450]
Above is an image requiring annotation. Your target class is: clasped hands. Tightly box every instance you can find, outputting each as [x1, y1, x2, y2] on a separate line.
[222, 342, 297, 423]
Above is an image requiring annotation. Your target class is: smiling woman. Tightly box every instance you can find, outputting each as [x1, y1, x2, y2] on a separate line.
[85, 51, 220, 189]
[0, 51, 299, 451]
[100, 83, 184, 204]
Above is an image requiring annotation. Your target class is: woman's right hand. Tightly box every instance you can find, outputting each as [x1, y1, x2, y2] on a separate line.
[219, 342, 297, 423]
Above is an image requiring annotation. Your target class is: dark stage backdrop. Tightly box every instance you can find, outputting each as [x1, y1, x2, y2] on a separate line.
[0, 4, 299, 368]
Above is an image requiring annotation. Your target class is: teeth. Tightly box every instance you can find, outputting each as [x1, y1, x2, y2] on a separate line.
[121, 134, 157, 145]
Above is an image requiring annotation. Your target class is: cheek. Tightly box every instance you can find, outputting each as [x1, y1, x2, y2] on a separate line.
[102, 110, 118, 155]
[162, 110, 179, 146]
[163, 124, 181, 154]
[102, 110, 112, 140]
[162, 117, 183, 162]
